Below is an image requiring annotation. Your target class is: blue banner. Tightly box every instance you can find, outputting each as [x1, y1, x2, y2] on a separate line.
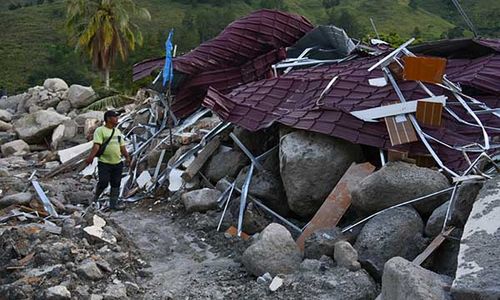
[163, 29, 174, 87]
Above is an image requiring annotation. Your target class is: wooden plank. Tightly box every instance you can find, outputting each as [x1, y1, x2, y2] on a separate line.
[296, 162, 376, 252]
[403, 56, 447, 84]
[181, 137, 221, 181]
[416, 101, 443, 127]
[384, 115, 418, 146]
[413, 227, 455, 265]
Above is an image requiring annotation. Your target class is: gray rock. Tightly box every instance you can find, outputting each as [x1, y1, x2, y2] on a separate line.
[0, 168, 10, 177]
[449, 182, 483, 227]
[56, 100, 72, 115]
[62, 119, 78, 140]
[0, 93, 27, 111]
[51, 124, 65, 150]
[230, 200, 271, 234]
[1, 139, 29, 157]
[289, 266, 378, 300]
[235, 166, 289, 216]
[0, 119, 12, 131]
[299, 259, 323, 272]
[45, 285, 71, 300]
[351, 162, 450, 216]
[0, 109, 12, 122]
[182, 188, 221, 213]
[304, 227, 344, 259]
[61, 218, 77, 238]
[382, 257, 452, 300]
[74, 111, 104, 126]
[354, 206, 427, 279]
[232, 126, 272, 156]
[44, 78, 69, 92]
[280, 130, 363, 217]
[0, 192, 32, 208]
[77, 261, 104, 280]
[451, 176, 500, 300]
[102, 283, 128, 300]
[425, 200, 449, 237]
[242, 223, 302, 276]
[334, 240, 361, 271]
[204, 149, 249, 182]
[0, 132, 17, 144]
[425, 229, 462, 277]
[67, 85, 96, 108]
[14, 110, 69, 143]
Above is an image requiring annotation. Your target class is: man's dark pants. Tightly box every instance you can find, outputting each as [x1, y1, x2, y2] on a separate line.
[95, 161, 123, 208]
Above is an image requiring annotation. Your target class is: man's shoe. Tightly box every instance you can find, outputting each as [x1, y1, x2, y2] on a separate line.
[109, 203, 126, 211]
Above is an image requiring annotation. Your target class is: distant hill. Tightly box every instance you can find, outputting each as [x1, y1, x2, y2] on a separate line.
[0, 0, 497, 94]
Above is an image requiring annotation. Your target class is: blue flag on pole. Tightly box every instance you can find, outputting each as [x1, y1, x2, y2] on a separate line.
[163, 29, 174, 87]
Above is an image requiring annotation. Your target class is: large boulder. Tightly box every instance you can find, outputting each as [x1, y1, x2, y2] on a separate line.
[351, 162, 450, 216]
[1, 140, 30, 156]
[425, 200, 449, 237]
[0, 93, 28, 111]
[449, 182, 483, 227]
[182, 188, 221, 213]
[0, 109, 13, 122]
[235, 166, 289, 216]
[381, 257, 452, 300]
[74, 111, 104, 126]
[354, 206, 427, 279]
[67, 85, 96, 108]
[56, 100, 72, 115]
[451, 176, 500, 300]
[242, 223, 302, 276]
[280, 130, 363, 218]
[43, 78, 69, 92]
[14, 110, 69, 143]
[204, 149, 249, 183]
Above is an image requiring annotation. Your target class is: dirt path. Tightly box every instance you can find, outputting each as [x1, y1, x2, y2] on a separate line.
[110, 202, 252, 299]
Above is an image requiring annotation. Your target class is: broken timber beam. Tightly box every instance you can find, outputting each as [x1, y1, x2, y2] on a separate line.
[413, 227, 455, 265]
[181, 137, 220, 181]
[296, 162, 375, 252]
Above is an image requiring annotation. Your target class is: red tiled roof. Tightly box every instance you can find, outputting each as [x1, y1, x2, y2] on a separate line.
[203, 52, 500, 172]
[132, 9, 314, 117]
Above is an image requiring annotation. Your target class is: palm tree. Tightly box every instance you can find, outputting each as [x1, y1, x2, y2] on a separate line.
[65, 0, 151, 88]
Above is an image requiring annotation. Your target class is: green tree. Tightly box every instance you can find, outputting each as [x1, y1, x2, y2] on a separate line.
[65, 0, 151, 88]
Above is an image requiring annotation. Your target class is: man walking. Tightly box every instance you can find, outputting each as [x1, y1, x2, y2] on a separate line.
[85, 110, 131, 210]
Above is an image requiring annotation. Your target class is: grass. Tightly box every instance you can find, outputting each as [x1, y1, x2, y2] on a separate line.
[0, 0, 497, 94]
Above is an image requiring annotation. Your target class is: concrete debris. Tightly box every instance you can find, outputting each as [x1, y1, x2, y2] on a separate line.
[269, 276, 284, 292]
[381, 256, 452, 300]
[354, 206, 427, 279]
[83, 215, 117, 244]
[242, 223, 302, 276]
[452, 176, 500, 300]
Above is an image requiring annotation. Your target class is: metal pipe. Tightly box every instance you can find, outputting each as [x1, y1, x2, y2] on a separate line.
[230, 133, 264, 171]
[238, 163, 254, 236]
[217, 183, 235, 232]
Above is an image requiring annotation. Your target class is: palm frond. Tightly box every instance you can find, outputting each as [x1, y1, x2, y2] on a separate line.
[82, 94, 134, 112]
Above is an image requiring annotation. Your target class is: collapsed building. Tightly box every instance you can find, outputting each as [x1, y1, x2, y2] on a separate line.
[0, 9, 499, 300]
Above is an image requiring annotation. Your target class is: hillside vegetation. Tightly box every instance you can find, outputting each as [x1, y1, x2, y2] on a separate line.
[0, 0, 497, 94]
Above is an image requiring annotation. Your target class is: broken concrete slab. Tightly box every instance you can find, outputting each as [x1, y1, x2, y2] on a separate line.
[182, 188, 221, 213]
[381, 256, 452, 300]
[354, 206, 427, 279]
[451, 176, 500, 300]
[1, 139, 30, 156]
[280, 130, 363, 218]
[242, 223, 302, 277]
[83, 215, 117, 245]
[351, 161, 450, 216]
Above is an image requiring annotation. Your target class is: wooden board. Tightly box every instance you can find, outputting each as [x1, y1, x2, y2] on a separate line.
[413, 227, 455, 265]
[416, 101, 443, 127]
[403, 56, 447, 84]
[181, 137, 220, 181]
[296, 162, 376, 252]
[384, 115, 418, 146]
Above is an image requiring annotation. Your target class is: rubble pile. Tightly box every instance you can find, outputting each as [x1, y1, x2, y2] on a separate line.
[1, 9, 499, 300]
